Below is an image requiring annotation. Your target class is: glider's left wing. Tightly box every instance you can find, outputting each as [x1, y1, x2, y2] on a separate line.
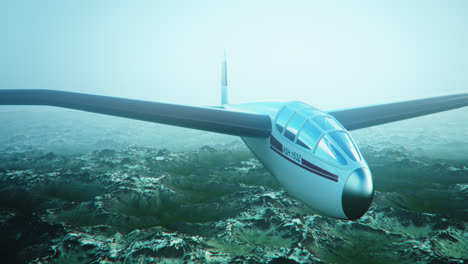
[0, 89, 272, 137]
[328, 93, 468, 131]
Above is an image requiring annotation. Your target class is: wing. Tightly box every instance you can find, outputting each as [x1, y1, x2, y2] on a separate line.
[0, 89, 271, 137]
[328, 93, 468, 131]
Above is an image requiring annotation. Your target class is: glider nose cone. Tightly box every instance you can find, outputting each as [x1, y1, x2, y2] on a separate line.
[342, 167, 374, 220]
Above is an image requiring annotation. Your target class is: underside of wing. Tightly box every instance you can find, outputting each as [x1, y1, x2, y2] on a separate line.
[0, 89, 272, 137]
[328, 93, 468, 131]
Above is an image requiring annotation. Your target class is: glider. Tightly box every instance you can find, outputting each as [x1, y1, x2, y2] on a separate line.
[1, 56, 467, 220]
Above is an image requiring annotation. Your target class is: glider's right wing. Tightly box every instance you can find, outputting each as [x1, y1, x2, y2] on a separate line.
[328, 93, 468, 131]
[0, 89, 272, 137]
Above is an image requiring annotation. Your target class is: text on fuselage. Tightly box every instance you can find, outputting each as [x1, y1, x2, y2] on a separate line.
[283, 146, 302, 163]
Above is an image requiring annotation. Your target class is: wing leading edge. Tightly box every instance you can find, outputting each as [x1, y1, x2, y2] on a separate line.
[328, 93, 468, 131]
[0, 89, 272, 137]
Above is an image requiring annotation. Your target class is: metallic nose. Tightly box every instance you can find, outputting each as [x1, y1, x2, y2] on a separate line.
[342, 167, 374, 220]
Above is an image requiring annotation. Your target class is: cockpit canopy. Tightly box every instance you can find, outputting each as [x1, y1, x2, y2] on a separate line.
[275, 102, 362, 166]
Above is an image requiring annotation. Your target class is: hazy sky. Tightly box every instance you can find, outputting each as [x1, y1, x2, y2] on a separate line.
[2, 0, 468, 110]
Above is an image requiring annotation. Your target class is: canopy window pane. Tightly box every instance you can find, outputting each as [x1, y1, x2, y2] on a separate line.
[276, 106, 295, 133]
[296, 121, 322, 150]
[289, 101, 309, 109]
[328, 131, 362, 162]
[313, 116, 343, 131]
[284, 113, 306, 142]
[298, 108, 321, 119]
[315, 136, 347, 165]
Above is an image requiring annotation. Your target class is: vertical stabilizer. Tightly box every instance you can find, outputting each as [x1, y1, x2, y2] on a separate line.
[221, 51, 228, 105]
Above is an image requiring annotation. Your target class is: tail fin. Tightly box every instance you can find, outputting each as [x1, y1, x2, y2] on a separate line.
[221, 51, 228, 105]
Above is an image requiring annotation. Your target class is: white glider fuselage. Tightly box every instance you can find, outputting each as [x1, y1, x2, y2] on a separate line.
[225, 101, 374, 220]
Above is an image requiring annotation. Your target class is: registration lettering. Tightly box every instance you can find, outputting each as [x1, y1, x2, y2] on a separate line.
[283, 146, 302, 163]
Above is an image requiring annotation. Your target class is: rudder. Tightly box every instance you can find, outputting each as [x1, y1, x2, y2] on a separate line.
[221, 51, 228, 105]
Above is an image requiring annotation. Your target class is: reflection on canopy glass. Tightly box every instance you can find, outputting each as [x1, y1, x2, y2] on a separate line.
[276, 106, 295, 134]
[312, 116, 342, 131]
[296, 121, 322, 150]
[315, 136, 347, 165]
[284, 113, 306, 141]
[328, 131, 361, 162]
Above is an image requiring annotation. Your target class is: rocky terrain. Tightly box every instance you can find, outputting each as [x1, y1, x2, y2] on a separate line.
[0, 143, 466, 263]
[0, 110, 467, 263]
